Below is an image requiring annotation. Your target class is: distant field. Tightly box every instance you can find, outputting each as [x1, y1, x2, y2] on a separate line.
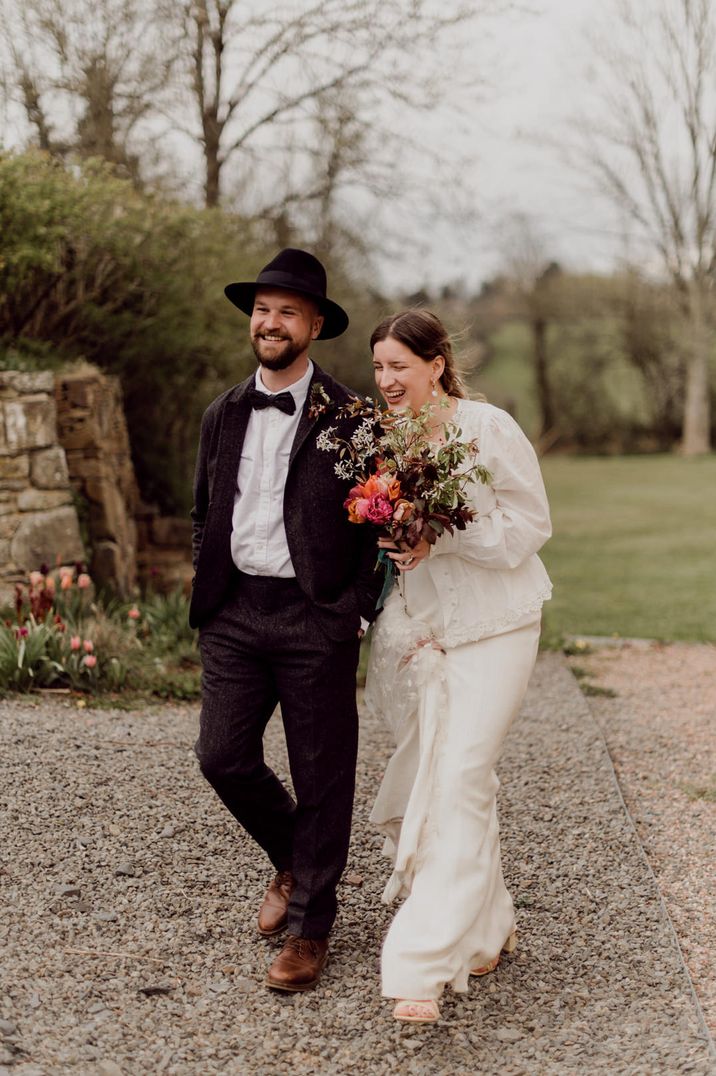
[539, 454, 716, 643]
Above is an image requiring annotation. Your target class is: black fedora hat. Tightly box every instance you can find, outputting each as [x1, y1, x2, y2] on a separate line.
[224, 248, 349, 339]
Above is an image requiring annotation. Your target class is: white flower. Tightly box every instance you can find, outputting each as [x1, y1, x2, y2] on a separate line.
[334, 460, 355, 480]
[350, 418, 375, 451]
[316, 427, 338, 451]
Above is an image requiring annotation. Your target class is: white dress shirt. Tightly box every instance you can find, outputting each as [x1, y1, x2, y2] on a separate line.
[230, 360, 313, 577]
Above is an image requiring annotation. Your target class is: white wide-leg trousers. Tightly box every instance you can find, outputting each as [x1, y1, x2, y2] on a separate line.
[380, 619, 540, 1000]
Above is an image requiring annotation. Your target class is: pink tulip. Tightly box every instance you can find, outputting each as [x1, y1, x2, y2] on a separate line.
[77, 574, 91, 589]
[60, 574, 73, 591]
[58, 566, 73, 580]
[29, 571, 43, 587]
[70, 636, 81, 651]
[83, 654, 97, 669]
[127, 606, 140, 620]
[83, 639, 94, 653]
[17, 626, 29, 638]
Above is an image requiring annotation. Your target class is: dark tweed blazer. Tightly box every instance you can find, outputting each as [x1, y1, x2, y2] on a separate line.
[189, 363, 383, 639]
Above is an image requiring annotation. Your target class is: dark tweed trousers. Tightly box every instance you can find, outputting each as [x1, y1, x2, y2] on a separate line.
[195, 570, 361, 939]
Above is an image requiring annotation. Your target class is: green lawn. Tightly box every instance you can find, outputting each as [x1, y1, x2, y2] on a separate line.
[539, 454, 716, 642]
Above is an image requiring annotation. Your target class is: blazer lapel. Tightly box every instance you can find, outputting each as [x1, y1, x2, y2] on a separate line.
[212, 385, 252, 508]
[289, 365, 333, 469]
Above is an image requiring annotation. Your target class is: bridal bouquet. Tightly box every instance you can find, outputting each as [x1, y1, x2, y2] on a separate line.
[317, 399, 492, 596]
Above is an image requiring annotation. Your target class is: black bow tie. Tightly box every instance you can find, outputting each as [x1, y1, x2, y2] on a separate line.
[247, 387, 296, 415]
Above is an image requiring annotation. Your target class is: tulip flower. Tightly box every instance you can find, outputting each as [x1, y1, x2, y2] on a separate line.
[70, 636, 81, 651]
[83, 654, 97, 669]
[77, 574, 91, 589]
[83, 639, 94, 653]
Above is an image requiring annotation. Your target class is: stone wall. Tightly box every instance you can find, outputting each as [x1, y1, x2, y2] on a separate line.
[0, 371, 85, 604]
[136, 505, 193, 594]
[0, 365, 193, 602]
[55, 367, 140, 598]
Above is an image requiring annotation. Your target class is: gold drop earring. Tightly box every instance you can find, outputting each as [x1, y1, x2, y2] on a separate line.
[430, 377, 438, 398]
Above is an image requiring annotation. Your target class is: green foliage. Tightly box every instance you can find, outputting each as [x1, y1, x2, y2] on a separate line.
[0, 150, 264, 512]
[0, 621, 57, 691]
[540, 454, 716, 642]
[465, 270, 715, 451]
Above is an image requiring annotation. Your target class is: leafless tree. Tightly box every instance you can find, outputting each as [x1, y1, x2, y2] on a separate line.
[577, 0, 716, 454]
[167, 0, 497, 210]
[0, 0, 178, 184]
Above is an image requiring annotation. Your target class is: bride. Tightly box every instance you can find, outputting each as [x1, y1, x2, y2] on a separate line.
[365, 309, 552, 1023]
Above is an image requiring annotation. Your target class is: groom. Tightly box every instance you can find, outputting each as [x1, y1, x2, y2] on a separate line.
[190, 248, 382, 992]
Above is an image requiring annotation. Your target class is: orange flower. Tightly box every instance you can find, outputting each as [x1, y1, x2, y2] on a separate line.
[364, 473, 401, 501]
[346, 496, 371, 523]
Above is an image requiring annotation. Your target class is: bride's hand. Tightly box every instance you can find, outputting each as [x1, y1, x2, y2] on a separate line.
[399, 636, 446, 668]
[378, 536, 431, 572]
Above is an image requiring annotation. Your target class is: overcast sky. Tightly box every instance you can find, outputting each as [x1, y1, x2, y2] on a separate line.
[380, 0, 632, 292]
[1, 0, 657, 293]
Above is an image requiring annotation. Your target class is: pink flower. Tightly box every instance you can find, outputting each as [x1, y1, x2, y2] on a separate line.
[83, 654, 97, 669]
[70, 636, 81, 651]
[365, 495, 394, 525]
[17, 626, 29, 638]
[60, 574, 73, 591]
[58, 566, 73, 580]
[29, 571, 43, 587]
[77, 574, 91, 589]
[127, 606, 140, 620]
[44, 576, 56, 594]
[83, 639, 94, 653]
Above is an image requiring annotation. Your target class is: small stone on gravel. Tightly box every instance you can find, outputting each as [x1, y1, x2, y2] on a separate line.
[55, 884, 81, 897]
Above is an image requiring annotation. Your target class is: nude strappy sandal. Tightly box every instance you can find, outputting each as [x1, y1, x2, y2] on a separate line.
[392, 999, 440, 1023]
[470, 929, 518, 977]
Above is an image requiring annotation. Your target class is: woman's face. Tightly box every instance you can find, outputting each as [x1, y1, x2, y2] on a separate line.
[372, 336, 444, 412]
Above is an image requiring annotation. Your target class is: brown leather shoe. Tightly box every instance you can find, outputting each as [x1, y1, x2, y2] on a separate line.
[265, 935, 329, 992]
[257, 870, 293, 936]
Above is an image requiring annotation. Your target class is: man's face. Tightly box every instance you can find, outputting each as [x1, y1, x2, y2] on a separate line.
[250, 288, 324, 371]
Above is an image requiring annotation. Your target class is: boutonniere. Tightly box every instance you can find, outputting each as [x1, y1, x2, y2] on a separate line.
[308, 383, 333, 420]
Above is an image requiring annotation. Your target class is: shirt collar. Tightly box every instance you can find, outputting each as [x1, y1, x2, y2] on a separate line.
[254, 359, 313, 410]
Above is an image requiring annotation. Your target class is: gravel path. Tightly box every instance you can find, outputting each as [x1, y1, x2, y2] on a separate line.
[566, 641, 716, 1037]
[1, 654, 714, 1074]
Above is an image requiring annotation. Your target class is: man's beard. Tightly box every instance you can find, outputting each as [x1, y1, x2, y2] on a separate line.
[251, 332, 310, 371]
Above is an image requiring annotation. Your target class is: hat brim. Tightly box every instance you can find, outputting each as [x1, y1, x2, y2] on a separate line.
[224, 282, 349, 340]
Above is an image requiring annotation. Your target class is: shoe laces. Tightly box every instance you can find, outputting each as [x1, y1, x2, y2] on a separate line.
[285, 934, 318, 957]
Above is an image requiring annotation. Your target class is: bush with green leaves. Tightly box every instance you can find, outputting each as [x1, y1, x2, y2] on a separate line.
[0, 150, 263, 513]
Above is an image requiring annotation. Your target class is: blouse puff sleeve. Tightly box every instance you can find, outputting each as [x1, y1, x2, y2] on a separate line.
[430, 406, 552, 570]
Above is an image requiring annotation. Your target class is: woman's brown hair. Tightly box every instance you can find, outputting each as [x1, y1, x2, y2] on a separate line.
[369, 309, 469, 399]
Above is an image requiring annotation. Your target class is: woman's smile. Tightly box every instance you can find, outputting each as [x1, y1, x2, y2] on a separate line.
[372, 337, 442, 412]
